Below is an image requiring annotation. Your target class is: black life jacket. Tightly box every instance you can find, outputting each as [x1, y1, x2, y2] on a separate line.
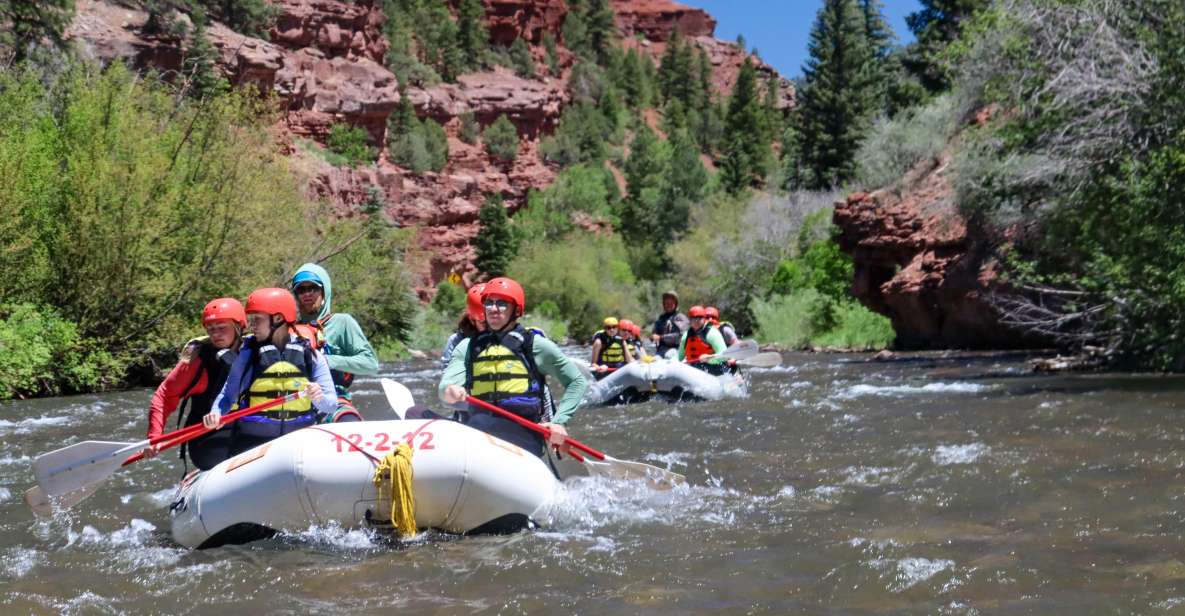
[464, 325, 546, 423]
[175, 337, 238, 428]
[653, 311, 683, 352]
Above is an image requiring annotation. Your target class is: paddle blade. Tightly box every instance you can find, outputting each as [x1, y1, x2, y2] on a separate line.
[24, 480, 103, 516]
[380, 378, 416, 419]
[584, 457, 686, 491]
[32, 440, 139, 497]
[737, 352, 783, 368]
[719, 340, 759, 361]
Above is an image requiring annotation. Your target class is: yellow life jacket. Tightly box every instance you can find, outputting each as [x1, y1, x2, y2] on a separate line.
[241, 335, 314, 420]
[465, 326, 545, 422]
[592, 330, 627, 367]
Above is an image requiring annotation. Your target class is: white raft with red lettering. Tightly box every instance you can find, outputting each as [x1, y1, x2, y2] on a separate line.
[586, 358, 745, 406]
[170, 419, 561, 549]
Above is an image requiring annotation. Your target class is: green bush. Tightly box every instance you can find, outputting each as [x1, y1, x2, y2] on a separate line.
[388, 116, 449, 172]
[0, 60, 420, 397]
[514, 164, 615, 241]
[854, 93, 956, 189]
[510, 37, 535, 78]
[326, 123, 376, 167]
[406, 307, 456, 356]
[508, 232, 643, 340]
[751, 290, 832, 349]
[0, 303, 118, 399]
[813, 301, 896, 350]
[430, 280, 466, 316]
[483, 115, 519, 163]
[459, 111, 480, 145]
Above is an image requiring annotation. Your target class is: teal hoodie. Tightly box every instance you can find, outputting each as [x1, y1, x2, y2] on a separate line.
[292, 263, 379, 380]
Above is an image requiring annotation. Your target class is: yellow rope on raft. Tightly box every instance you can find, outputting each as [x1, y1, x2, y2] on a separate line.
[372, 443, 416, 538]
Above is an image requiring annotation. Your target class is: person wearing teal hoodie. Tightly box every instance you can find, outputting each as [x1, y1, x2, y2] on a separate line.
[291, 263, 380, 422]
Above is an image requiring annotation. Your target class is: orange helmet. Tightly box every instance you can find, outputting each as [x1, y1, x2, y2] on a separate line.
[202, 297, 247, 328]
[245, 288, 298, 324]
[466, 283, 487, 323]
[688, 305, 707, 318]
[482, 277, 525, 317]
[619, 319, 635, 335]
[705, 306, 720, 323]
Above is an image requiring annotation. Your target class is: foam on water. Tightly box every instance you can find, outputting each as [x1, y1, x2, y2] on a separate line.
[841, 465, 909, 487]
[551, 475, 739, 530]
[2, 547, 41, 578]
[0, 454, 31, 467]
[285, 523, 387, 551]
[66, 519, 157, 549]
[870, 556, 956, 592]
[0, 415, 75, 433]
[836, 382, 989, 399]
[0, 487, 10, 503]
[931, 443, 990, 466]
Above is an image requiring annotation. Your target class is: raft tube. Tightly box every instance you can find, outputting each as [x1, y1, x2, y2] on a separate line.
[585, 358, 745, 406]
[170, 419, 560, 549]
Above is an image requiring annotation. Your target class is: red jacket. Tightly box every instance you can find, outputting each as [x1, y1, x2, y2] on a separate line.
[146, 348, 210, 439]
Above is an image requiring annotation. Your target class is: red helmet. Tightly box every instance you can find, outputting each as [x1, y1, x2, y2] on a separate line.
[688, 305, 707, 318]
[619, 318, 635, 332]
[202, 297, 247, 328]
[482, 277, 525, 317]
[245, 287, 298, 324]
[466, 283, 487, 323]
[705, 306, 720, 323]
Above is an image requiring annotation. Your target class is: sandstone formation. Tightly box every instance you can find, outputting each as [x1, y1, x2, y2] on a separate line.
[65, 0, 791, 297]
[832, 148, 1036, 350]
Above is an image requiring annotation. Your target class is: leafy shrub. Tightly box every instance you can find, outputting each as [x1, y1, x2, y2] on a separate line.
[430, 280, 466, 316]
[510, 37, 535, 78]
[405, 307, 456, 356]
[326, 123, 376, 167]
[751, 290, 831, 349]
[388, 115, 449, 172]
[483, 115, 520, 163]
[539, 102, 615, 167]
[508, 232, 643, 340]
[813, 301, 896, 350]
[514, 164, 615, 241]
[459, 111, 480, 145]
[854, 94, 957, 190]
[0, 303, 118, 399]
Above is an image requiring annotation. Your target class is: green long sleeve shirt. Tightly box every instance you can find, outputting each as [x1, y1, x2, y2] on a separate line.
[677, 326, 727, 363]
[438, 334, 588, 425]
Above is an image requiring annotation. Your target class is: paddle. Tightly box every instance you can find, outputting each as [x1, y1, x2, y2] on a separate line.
[463, 395, 686, 490]
[380, 378, 416, 420]
[26, 391, 303, 514]
[734, 351, 783, 368]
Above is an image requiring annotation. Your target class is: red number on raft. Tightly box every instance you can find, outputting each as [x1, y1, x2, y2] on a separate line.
[346, 433, 363, 452]
[374, 432, 390, 452]
[400, 431, 435, 451]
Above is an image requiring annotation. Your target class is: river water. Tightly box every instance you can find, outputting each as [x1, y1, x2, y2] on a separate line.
[2, 351, 1185, 613]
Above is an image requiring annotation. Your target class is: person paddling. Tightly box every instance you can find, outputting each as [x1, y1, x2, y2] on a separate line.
[441, 283, 487, 368]
[706, 306, 739, 347]
[590, 316, 633, 376]
[439, 277, 588, 457]
[141, 298, 246, 470]
[205, 288, 338, 462]
[651, 290, 689, 358]
[678, 305, 730, 375]
[292, 264, 378, 422]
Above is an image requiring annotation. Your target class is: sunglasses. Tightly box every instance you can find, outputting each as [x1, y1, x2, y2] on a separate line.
[483, 299, 512, 310]
[294, 285, 321, 295]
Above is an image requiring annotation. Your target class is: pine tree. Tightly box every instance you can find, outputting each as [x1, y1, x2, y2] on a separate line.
[584, 0, 617, 64]
[1, 0, 73, 61]
[859, 0, 894, 114]
[436, 16, 464, 81]
[474, 194, 518, 277]
[457, 0, 488, 71]
[720, 57, 770, 193]
[543, 32, 560, 75]
[182, 8, 229, 100]
[562, 1, 590, 59]
[903, 0, 989, 93]
[510, 37, 535, 78]
[623, 124, 664, 209]
[796, 0, 878, 189]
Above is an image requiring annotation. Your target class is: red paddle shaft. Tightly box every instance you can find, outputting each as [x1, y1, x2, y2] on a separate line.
[122, 391, 304, 466]
[464, 395, 605, 461]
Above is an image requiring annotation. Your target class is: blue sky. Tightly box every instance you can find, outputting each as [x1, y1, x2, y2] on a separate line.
[684, 1, 923, 78]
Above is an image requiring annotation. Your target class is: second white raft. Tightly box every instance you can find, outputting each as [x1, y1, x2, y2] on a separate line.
[585, 358, 745, 405]
[170, 419, 561, 548]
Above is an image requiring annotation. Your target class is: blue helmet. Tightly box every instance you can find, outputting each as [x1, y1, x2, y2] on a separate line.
[291, 270, 324, 289]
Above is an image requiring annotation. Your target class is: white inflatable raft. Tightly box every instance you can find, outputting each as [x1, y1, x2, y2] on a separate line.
[586, 358, 745, 406]
[170, 419, 561, 548]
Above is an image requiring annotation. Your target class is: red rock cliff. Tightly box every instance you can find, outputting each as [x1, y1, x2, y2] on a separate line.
[832, 137, 1041, 350]
[65, 0, 792, 297]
